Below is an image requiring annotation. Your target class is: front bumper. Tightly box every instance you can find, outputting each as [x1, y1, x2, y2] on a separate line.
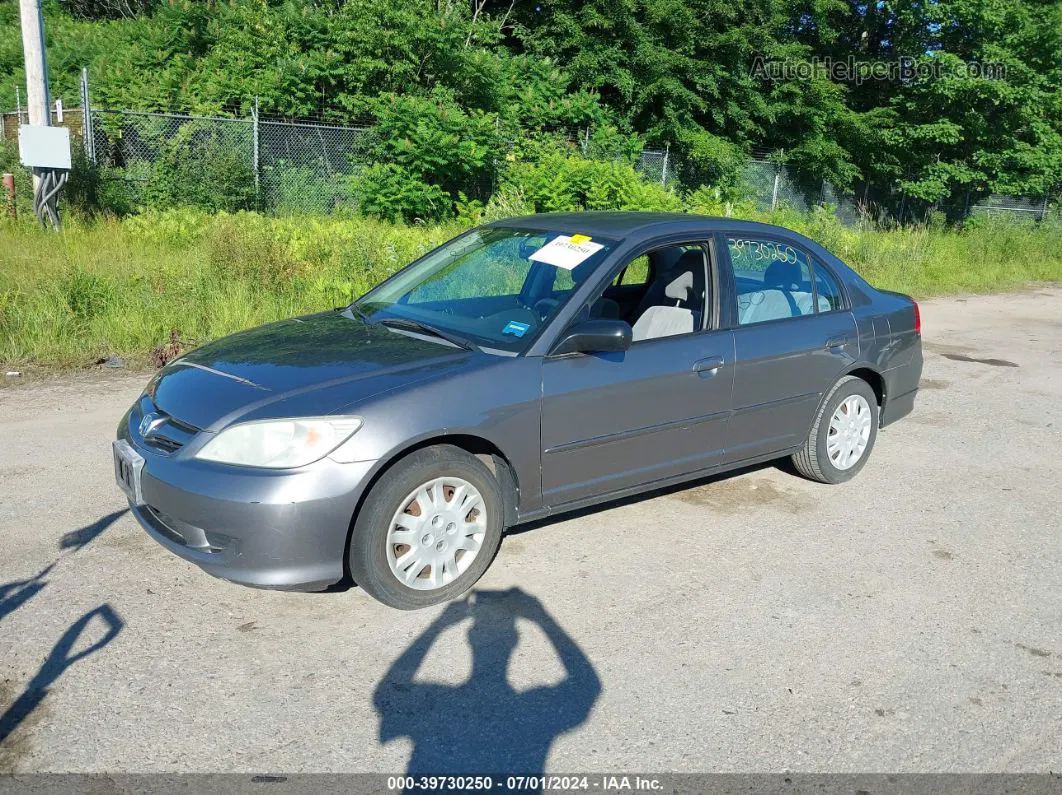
[120, 413, 377, 592]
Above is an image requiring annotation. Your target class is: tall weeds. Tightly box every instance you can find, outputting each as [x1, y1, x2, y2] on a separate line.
[1, 208, 1058, 368]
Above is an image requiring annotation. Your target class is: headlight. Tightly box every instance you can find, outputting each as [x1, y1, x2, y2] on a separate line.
[195, 416, 363, 468]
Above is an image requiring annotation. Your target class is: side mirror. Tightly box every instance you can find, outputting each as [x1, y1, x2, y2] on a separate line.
[550, 319, 632, 356]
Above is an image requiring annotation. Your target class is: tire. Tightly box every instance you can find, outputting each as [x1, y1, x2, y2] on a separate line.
[792, 375, 879, 484]
[349, 445, 504, 610]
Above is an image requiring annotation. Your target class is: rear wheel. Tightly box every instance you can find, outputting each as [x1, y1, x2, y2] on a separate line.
[349, 445, 504, 610]
[792, 375, 878, 484]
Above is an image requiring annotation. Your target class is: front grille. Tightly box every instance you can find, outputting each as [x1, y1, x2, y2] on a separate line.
[143, 416, 197, 452]
[134, 397, 200, 454]
[145, 434, 182, 452]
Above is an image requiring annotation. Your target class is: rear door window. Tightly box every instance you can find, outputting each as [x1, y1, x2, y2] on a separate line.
[812, 262, 845, 312]
[725, 236, 818, 325]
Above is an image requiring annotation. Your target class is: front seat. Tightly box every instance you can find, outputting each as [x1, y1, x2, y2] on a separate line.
[631, 249, 706, 330]
[631, 253, 705, 341]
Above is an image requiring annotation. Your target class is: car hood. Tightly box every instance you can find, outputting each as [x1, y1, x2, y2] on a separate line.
[147, 311, 476, 431]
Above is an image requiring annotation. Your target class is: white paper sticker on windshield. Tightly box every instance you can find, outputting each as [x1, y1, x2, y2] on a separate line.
[528, 235, 604, 270]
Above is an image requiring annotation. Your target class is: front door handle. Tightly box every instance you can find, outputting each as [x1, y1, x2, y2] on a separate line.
[825, 336, 850, 350]
[693, 356, 725, 375]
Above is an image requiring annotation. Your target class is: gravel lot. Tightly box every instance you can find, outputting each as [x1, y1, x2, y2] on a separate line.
[1, 288, 1061, 774]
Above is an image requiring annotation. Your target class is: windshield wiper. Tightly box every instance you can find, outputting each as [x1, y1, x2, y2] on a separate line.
[377, 317, 480, 352]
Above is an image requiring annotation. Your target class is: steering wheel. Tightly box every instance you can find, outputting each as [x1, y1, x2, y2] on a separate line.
[532, 298, 560, 318]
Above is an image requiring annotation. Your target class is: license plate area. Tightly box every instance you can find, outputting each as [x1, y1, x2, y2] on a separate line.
[113, 439, 145, 505]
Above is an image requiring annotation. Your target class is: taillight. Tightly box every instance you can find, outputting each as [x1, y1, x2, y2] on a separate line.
[913, 300, 921, 336]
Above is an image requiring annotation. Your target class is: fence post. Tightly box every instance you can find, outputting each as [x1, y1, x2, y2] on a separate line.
[252, 96, 260, 198]
[15, 85, 22, 124]
[582, 126, 589, 156]
[771, 167, 780, 212]
[80, 67, 95, 164]
[3, 173, 15, 218]
[661, 143, 670, 187]
[1041, 195, 1049, 223]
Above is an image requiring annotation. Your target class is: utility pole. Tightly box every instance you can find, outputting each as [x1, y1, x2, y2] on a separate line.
[18, 0, 51, 143]
[17, 0, 68, 227]
[19, 0, 48, 206]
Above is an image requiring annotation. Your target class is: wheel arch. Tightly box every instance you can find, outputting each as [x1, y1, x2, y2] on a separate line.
[844, 365, 886, 408]
[345, 432, 522, 556]
[800, 364, 885, 447]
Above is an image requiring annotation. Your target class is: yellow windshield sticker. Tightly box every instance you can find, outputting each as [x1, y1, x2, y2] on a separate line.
[569, 234, 592, 244]
[529, 235, 605, 270]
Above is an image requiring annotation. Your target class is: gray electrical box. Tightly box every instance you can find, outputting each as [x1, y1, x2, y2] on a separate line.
[18, 125, 72, 170]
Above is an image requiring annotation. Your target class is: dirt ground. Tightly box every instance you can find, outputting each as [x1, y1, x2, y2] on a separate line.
[1, 288, 1061, 773]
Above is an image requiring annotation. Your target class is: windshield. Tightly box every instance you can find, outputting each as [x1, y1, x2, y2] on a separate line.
[351, 227, 617, 354]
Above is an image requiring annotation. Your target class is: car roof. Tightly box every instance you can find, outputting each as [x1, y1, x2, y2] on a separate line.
[487, 211, 804, 242]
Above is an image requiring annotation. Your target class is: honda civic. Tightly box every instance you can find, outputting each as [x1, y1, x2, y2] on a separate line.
[114, 212, 923, 609]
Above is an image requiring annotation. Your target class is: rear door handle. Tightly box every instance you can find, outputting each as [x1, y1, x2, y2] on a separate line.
[825, 336, 850, 350]
[693, 356, 725, 375]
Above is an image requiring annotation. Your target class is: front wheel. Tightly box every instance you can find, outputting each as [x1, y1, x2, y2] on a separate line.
[349, 445, 504, 610]
[792, 375, 878, 484]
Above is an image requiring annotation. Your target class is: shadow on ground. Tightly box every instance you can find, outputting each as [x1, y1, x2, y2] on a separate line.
[509, 459, 786, 537]
[0, 510, 128, 754]
[59, 509, 128, 551]
[0, 604, 124, 745]
[374, 588, 600, 784]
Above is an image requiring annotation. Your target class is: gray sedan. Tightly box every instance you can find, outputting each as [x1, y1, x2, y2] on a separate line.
[113, 212, 923, 609]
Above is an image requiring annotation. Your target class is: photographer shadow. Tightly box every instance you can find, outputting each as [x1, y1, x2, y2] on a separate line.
[0, 604, 123, 744]
[0, 509, 125, 625]
[0, 510, 127, 749]
[374, 588, 601, 781]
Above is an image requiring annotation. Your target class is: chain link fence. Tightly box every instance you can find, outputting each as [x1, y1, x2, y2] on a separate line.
[1, 105, 1055, 223]
[3, 106, 675, 214]
[736, 157, 1058, 225]
[258, 117, 379, 214]
[87, 110, 254, 211]
[635, 149, 671, 186]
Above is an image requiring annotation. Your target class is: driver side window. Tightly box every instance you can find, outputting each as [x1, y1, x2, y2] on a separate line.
[590, 243, 710, 342]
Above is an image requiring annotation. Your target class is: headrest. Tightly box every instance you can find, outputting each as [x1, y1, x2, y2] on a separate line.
[651, 246, 684, 275]
[665, 271, 694, 302]
[667, 249, 704, 276]
[765, 260, 803, 290]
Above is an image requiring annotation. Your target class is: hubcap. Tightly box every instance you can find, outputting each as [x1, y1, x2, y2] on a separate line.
[826, 394, 872, 471]
[385, 477, 486, 591]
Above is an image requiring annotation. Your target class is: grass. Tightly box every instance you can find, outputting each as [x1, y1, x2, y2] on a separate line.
[1, 207, 1060, 369]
